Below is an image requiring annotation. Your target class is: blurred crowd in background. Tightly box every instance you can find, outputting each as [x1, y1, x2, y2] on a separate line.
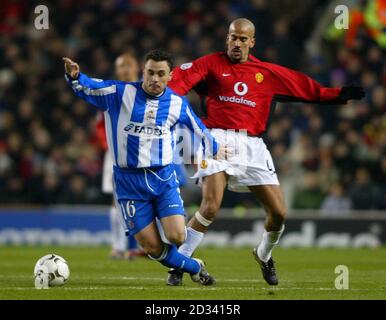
[0, 0, 385, 212]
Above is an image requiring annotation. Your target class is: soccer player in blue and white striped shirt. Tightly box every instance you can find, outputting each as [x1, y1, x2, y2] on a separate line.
[63, 49, 219, 285]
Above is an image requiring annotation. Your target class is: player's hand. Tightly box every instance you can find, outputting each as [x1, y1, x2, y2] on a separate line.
[62, 57, 80, 79]
[339, 85, 365, 102]
[214, 144, 232, 160]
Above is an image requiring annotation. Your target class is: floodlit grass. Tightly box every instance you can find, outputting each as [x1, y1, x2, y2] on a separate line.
[0, 246, 385, 300]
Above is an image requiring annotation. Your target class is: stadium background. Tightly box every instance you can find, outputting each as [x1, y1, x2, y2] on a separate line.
[0, 0, 385, 246]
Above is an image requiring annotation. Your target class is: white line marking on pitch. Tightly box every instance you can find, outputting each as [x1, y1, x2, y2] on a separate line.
[0, 287, 384, 292]
[100, 276, 329, 283]
[100, 276, 266, 282]
[0, 274, 328, 284]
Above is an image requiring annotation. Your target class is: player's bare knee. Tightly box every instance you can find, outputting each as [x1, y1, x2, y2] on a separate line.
[269, 208, 287, 226]
[142, 242, 163, 257]
[200, 201, 220, 220]
[277, 208, 287, 221]
[165, 231, 186, 246]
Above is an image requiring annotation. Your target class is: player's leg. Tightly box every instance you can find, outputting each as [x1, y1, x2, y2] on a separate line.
[133, 220, 164, 257]
[134, 219, 213, 285]
[159, 214, 187, 246]
[248, 184, 286, 285]
[126, 233, 146, 258]
[175, 128, 229, 258]
[166, 171, 227, 286]
[152, 170, 219, 286]
[116, 198, 201, 275]
[180, 171, 228, 255]
[159, 214, 215, 285]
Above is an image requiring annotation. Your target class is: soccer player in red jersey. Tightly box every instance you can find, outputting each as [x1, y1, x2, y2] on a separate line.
[95, 52, 145, 260]
[166, 18, 365, 286]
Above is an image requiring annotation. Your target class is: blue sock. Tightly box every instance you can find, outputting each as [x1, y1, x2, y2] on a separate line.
[155, 244, 200, 274]
[128, 234, 138, 250]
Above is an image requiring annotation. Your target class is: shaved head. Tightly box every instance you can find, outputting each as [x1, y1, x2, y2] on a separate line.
[226, 18, 256, 63]
[229, 18, 255, 38]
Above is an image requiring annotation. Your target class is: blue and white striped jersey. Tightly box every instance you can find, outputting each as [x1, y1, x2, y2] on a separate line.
[65, 73, 218, 168]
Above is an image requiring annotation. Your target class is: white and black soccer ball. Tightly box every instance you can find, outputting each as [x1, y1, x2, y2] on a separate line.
[34, 254, 70, 288]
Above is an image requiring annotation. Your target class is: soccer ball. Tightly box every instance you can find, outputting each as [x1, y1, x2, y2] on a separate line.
[34, 254, 70, 289]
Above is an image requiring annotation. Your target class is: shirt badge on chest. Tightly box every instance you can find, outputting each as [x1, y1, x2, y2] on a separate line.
[255, 72, 264, 84]
[145, 109, 156, 122]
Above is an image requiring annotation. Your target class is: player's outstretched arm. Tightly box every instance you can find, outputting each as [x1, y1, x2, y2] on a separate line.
[63, 57, 122, 111]
[266, 62, 365, 104]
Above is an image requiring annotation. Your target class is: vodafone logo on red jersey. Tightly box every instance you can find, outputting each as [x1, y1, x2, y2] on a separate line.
[218, 95, 256, 107]
[218, 81, 255, 107]
[233, 82, 248, 96]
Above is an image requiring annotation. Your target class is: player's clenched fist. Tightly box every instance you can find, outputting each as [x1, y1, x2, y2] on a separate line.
[62, 57, 80, 79]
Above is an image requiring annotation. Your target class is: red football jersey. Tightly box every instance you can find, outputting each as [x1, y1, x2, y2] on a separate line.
[168, 52, 342, 136]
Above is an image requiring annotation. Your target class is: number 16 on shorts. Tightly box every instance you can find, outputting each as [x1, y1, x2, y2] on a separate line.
[119, 200, 136, 227]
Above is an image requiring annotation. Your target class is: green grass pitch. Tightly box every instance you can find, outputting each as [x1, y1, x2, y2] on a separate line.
[0, 246, 385, 300]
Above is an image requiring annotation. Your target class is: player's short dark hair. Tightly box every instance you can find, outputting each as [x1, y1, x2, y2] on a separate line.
[144, 49, 173, 71]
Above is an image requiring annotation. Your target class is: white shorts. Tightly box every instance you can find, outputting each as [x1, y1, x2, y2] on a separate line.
[102, 151, 114, 194]
[192, 129, 279, 192]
